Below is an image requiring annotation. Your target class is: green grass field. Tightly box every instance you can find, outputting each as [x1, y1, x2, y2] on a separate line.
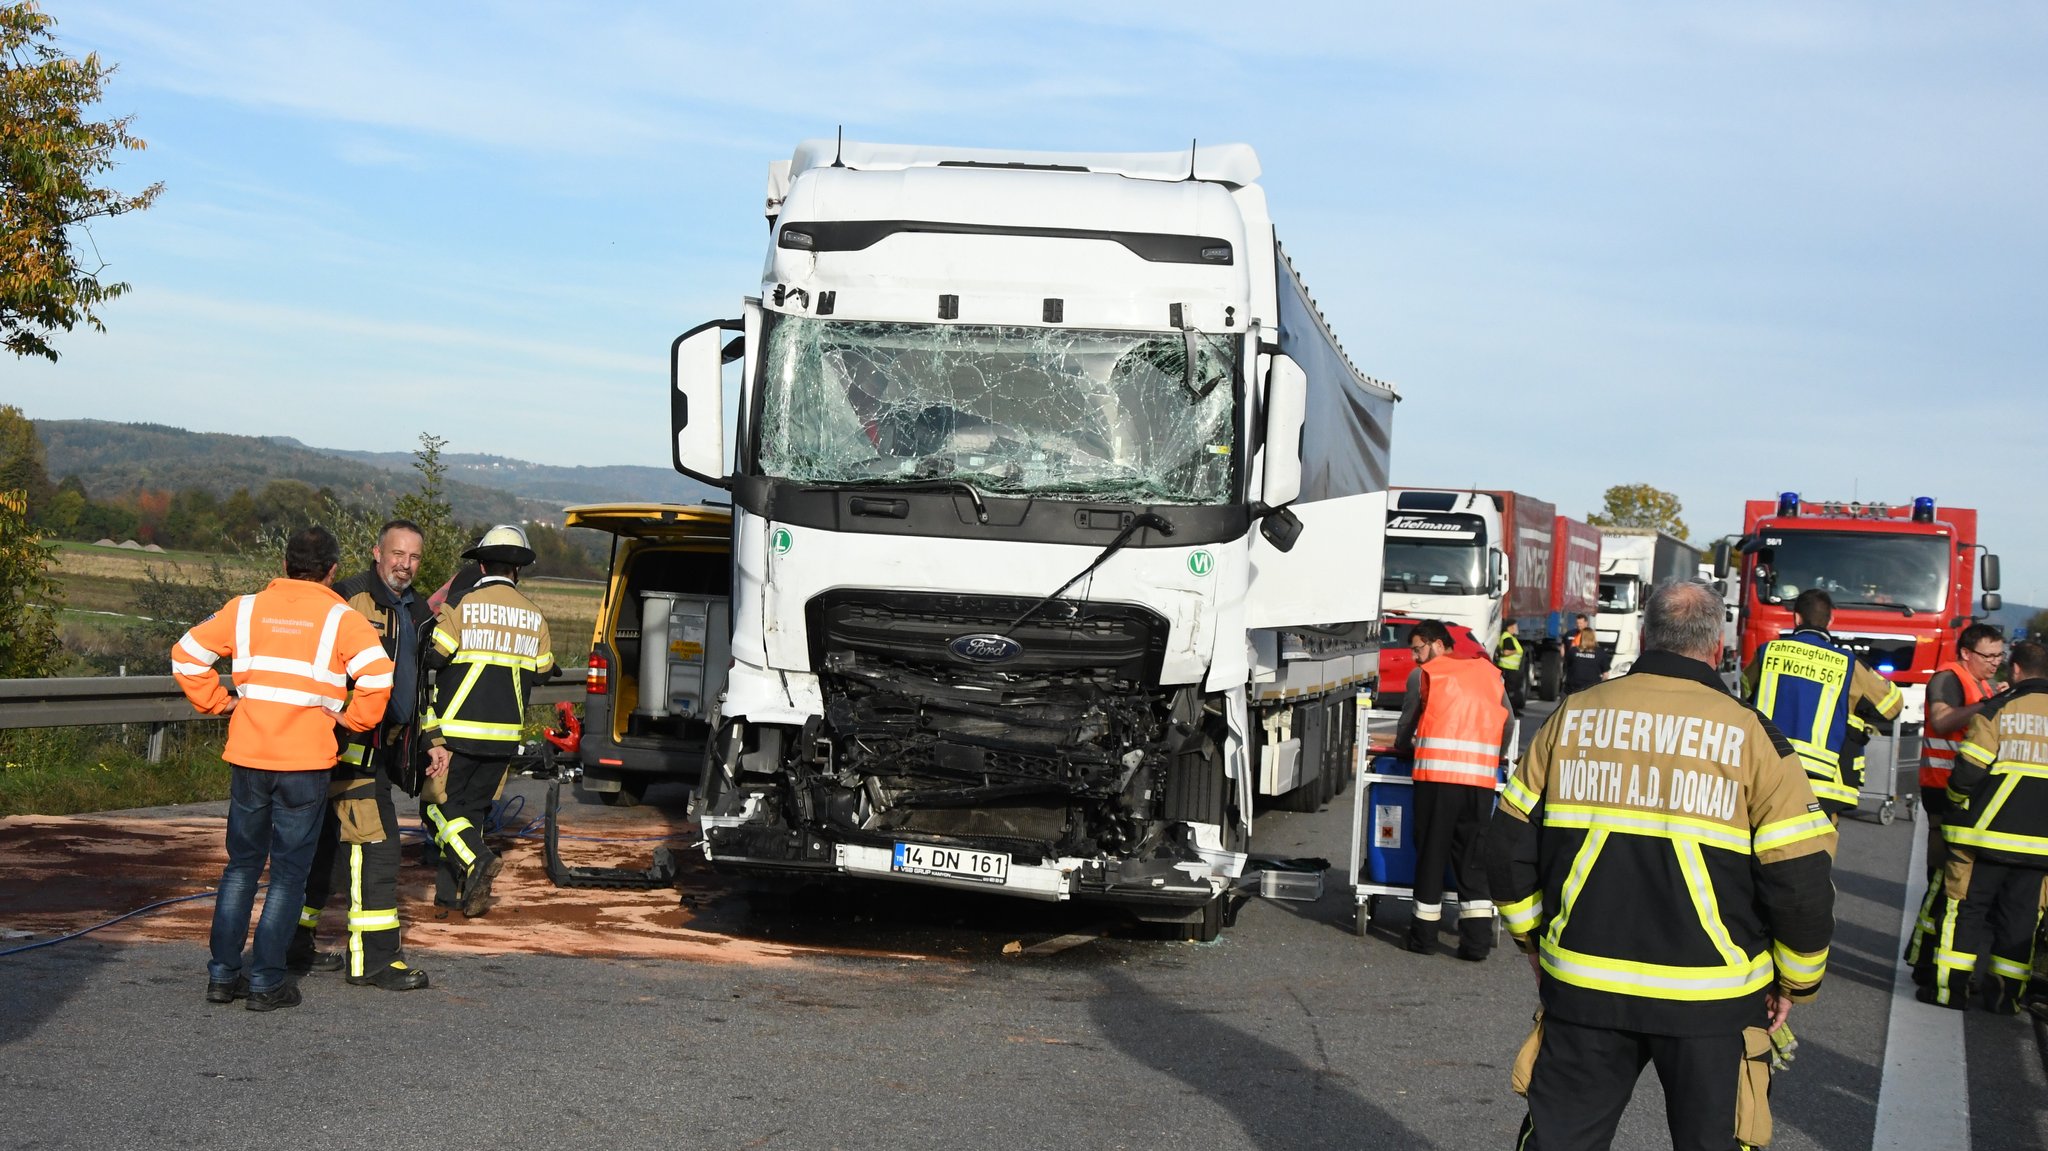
[0, 725, 232, 817]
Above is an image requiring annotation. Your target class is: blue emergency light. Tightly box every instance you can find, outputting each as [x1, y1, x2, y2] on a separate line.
[1777, 492, 1800, 517]
[1911, 497, 1935, 524]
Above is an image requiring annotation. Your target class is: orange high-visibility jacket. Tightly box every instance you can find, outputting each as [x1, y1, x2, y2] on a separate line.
[1921, 661, 1987, 790]
[172, 577, 394, 771]
[1413, 656, 1512, 787]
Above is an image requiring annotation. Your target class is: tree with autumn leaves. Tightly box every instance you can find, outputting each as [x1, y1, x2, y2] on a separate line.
[1588, 483, 1689, 541]
[2, 1, 161, 361]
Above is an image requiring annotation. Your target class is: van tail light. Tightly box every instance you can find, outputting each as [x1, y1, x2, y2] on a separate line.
[587, 651, 608, 694]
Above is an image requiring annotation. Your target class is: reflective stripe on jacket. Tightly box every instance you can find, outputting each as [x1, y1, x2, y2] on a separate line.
[172, 578, 393, 771]
[1486, 649, 1837, 1037]
[1921, 663, 1987, 790]
[1746, 630, 1902, 807]
[1943, 681, 2048, 862]
[422, 576, 554, 755]
[1413, 656, 1510, 787]
[331, 569, 436, 778]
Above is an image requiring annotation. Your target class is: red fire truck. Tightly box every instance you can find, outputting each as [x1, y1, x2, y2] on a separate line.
[1720, 493, 2001, 719]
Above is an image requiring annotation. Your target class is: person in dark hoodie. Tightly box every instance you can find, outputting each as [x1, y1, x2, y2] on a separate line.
[290, 520, 436, 991]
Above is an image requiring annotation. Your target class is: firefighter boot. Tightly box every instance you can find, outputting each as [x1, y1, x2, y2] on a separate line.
[287, 926, 344, 974]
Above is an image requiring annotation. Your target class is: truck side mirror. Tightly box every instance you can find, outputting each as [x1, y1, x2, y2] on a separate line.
[1261, 354, 1307, 508]
[670, 319, 742, 486]
[1981, 552, 2001, 592]
[1711, 540, 1731, 579]
[1259, 505, 1303, 553]
[1489, 548, 1505, 597]
[1981, 592, 2002, 614]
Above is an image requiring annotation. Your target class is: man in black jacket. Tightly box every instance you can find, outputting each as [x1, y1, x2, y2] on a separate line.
[291, 520, 435, 991]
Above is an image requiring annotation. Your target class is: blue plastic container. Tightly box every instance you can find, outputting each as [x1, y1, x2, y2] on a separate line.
[1363, 754, 1485, 888]
[1364, 755, 1419, 885]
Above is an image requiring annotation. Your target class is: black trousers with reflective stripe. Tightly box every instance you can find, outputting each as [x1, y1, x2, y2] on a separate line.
[1929, 853, 2047, 1011]
[426, 750, 509, 906]
[1518, 1018, 1742, 1151]
[299, 756, 404, 973]
[1409, 779, 1494, 955]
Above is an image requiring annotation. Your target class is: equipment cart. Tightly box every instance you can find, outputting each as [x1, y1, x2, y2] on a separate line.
[1347, 702, 1517, 936]
[1853, 723, 1919, 826]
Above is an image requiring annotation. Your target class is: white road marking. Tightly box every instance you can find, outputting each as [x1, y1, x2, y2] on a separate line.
[1871, 797, 1970, 1150]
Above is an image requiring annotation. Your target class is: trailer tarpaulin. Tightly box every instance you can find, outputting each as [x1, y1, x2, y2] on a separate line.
[1273, 243, 1394, 504]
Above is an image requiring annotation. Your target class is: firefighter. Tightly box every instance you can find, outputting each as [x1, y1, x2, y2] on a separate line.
[1392, 619, 1513, 960]
[294, 519, 434, 991]
[1486, 579, 1835, 1151]
[1741, 589, 1902, 823]
[1498, 619, 1528, 712]
[172, 526, 393, 1011]
[1920, 640, 2048, 1013]
[421, 525, 555, 918]
[1905, 624, 2005, 975]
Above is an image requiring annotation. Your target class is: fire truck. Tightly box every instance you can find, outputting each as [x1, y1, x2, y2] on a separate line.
[1719, 493, 2001, 721]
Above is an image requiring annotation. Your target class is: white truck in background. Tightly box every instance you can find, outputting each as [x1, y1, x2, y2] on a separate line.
[1596, 527, 1702, 675]
[666, 139, 1398, 938]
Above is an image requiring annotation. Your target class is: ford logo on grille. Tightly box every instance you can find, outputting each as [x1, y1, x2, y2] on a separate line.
[948, 633, 1024, 663]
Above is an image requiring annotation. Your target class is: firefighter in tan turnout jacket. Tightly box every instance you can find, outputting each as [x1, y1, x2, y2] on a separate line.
[1486, 580, 1836, 1151]
[1919, 640, 2048, 1014]
[293, 520, 435, 991]
[421, 526, 555, 917]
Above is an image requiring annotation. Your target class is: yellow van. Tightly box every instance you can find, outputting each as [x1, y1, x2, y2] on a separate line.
[562, 503, 733, 805]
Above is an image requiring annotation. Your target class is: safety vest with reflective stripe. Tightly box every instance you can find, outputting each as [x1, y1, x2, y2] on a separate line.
[1412, 656, 1509, 787]
[172, 578, 394, 771]
[1497, 634, 1524, 672]
[1749, 630, 1895, 806]
[1920, 662, 1986, 790]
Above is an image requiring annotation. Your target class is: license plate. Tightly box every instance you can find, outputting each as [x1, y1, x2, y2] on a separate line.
[891, 842, 1010, 885]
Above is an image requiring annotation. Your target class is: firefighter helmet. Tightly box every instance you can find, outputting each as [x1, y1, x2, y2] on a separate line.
[462, 524, 536, 567]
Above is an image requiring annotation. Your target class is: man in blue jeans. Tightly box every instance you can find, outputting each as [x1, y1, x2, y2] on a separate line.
[173, 526, 393, 1011]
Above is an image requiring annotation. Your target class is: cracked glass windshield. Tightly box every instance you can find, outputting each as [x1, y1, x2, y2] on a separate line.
[755, 317, 1239, 504]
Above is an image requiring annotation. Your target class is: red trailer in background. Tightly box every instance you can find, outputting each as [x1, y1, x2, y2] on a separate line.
[1727, 494, 2001, 721]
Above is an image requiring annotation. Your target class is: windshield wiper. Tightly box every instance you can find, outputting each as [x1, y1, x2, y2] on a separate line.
[886, 478, 990, 524]
[1835, 600, 1918, 617]
[1006, 512, 1175, 634]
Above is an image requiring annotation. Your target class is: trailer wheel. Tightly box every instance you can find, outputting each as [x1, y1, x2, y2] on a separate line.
[1537, 649, 1564, 702]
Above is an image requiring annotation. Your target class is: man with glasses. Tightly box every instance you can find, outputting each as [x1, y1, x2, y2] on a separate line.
[1907, 623, 2008, 978]
[1391, 619, 1513, 959]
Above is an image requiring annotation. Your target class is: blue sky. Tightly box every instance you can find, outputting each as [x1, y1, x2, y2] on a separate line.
[8, 2, 2045, 601]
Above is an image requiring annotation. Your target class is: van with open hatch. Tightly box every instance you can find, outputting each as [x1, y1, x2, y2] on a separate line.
[563, 503, 733, 805]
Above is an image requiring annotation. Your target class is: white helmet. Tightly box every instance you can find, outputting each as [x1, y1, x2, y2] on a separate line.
[462, 524, 536, 567]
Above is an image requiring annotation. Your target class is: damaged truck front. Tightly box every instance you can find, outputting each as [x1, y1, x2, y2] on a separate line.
[668, 140, 1397, 938]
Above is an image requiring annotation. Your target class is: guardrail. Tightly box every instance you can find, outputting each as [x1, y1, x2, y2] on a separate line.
[0, 670, 588, 760]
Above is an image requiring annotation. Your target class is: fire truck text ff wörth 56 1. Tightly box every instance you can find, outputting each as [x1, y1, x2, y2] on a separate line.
[1720, 494, 2002, 721]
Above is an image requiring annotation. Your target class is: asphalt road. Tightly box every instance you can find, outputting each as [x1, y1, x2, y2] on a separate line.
[2, 702, 2044, 1150]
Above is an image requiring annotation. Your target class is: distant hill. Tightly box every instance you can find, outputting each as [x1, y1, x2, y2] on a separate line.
[37, 420, 550, 524]
[306, 443, 720, 507]
[1987, 599, 2043, 637]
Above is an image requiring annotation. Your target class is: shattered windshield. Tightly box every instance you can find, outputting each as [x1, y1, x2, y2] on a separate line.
[754, 316, 1239, 504]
